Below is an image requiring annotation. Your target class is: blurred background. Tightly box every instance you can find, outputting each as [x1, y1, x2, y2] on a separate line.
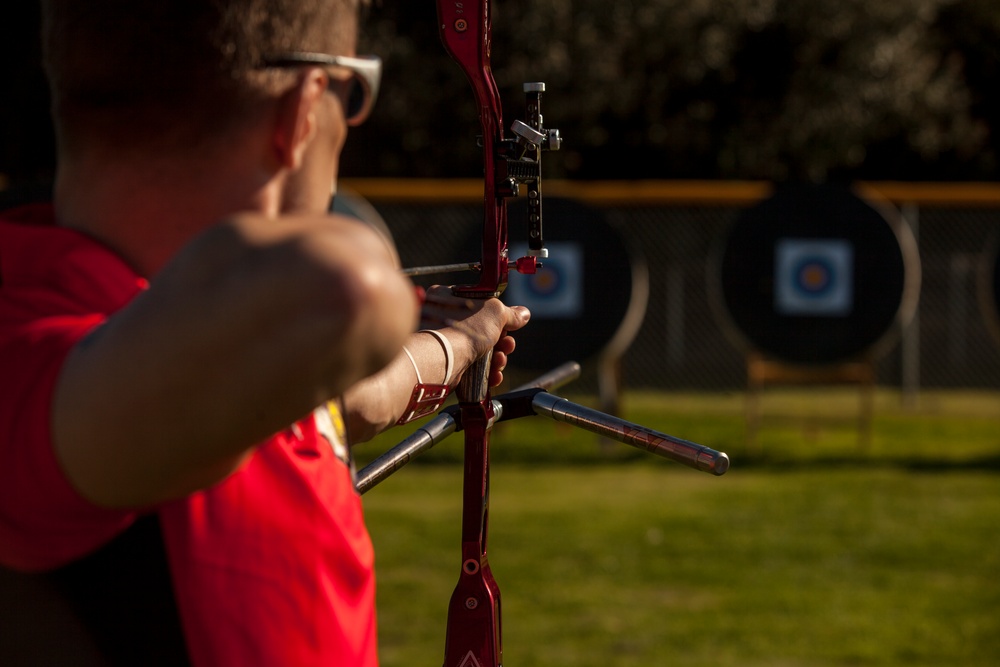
[6, 1, 1000, 183]
[2, 1, 999, 665]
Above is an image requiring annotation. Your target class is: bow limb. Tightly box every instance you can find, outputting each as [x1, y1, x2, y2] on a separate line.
[438, 0, 508, 298]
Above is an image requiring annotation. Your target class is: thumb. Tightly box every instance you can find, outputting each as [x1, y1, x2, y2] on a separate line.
[504, 305, 531, 332]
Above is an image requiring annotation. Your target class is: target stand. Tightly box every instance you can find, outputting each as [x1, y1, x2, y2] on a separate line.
[977, 229, 1000, 351]
[744, 351, 875, 452]
[710, 183, 920, 453]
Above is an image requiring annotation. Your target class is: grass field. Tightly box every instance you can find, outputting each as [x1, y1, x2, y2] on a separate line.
[356, 389, 1000, 666]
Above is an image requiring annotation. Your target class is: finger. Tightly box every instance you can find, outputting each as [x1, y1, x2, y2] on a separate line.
[491, 349, 510, 387]
[426, 284, 450, 298]
[503, 305, 531, 332]
[494, 335, 516, 355]
[489, 365, 505, 387]
[423, 292, 478, 312]
[424, 284, 474, 305]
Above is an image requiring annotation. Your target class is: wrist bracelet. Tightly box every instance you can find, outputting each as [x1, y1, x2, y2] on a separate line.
[395, 333, 454, 425]
[417, 329, 455, 386]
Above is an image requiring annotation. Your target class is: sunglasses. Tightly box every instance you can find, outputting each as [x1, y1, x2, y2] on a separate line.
[262, 52, 382, 126]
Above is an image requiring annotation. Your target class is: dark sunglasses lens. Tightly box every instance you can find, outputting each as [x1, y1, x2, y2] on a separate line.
[346, 78, 366, 120]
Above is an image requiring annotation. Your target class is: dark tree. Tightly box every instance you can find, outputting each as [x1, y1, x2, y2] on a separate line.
[3, 1, 1000, 185]
[345, 0, 1000, 182]
[0, 0, 55, 193]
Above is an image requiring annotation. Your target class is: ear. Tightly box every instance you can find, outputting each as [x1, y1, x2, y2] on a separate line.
[271, 70, 327, 170]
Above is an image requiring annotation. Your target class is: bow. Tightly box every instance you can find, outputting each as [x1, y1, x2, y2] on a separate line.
[435, 2, 560, 664]
[354, 3, 728, 665]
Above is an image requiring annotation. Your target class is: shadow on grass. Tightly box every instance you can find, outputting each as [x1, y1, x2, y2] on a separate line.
[357, 443, 1000, 478]
[720, 451, 1000, 473]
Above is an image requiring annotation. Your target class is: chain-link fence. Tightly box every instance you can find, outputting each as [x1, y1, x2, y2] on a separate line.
[343, 180, 1000, 394]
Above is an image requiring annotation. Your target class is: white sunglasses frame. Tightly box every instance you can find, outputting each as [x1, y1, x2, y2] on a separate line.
[262, 52, 382, 126]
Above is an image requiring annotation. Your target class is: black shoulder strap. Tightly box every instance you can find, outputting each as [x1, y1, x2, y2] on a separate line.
[0, 513, 191, 666]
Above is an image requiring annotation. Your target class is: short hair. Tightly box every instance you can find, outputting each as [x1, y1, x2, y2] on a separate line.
[41, 0, 361, 156]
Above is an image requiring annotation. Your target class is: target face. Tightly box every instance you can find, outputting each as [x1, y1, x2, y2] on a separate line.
[505, 242, 583, 318]
[775, 238, 854, 316]
[712, 183, 919, 364]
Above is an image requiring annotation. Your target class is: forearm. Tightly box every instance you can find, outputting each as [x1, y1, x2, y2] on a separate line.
[343, 291, 531, 444]
[343, 328, 472, 443]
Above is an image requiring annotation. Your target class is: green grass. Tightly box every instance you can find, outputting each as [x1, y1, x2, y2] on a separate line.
[357, 390, 1000, 666]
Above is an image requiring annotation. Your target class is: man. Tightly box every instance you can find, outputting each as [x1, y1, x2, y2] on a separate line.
[0, 0, 529, 664]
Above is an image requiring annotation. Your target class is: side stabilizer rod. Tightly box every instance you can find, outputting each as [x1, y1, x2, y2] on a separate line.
[355, 362, 583, 494]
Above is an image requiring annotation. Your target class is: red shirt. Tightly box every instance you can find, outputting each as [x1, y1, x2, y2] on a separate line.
[0, 205, 378, 665]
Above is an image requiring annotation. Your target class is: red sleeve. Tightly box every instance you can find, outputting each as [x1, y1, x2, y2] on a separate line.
[0, 314, 136, 571]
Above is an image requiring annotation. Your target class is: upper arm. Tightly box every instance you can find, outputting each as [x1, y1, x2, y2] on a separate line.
[51, 214, 417, 508]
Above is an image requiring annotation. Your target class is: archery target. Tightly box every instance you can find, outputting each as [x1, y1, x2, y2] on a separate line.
[710, 183, 920, 364]
[774, 238, 854, 316]
[505, 242, 583, 318]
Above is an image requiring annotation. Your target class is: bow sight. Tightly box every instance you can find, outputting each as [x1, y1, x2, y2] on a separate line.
[503, 84, 562, 267]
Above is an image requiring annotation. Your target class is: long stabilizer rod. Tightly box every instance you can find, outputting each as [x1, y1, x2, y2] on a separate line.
[529, 393, 730, 476]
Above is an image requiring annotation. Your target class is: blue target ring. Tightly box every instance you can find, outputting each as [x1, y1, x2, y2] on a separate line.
[774, 238, 853, 316]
